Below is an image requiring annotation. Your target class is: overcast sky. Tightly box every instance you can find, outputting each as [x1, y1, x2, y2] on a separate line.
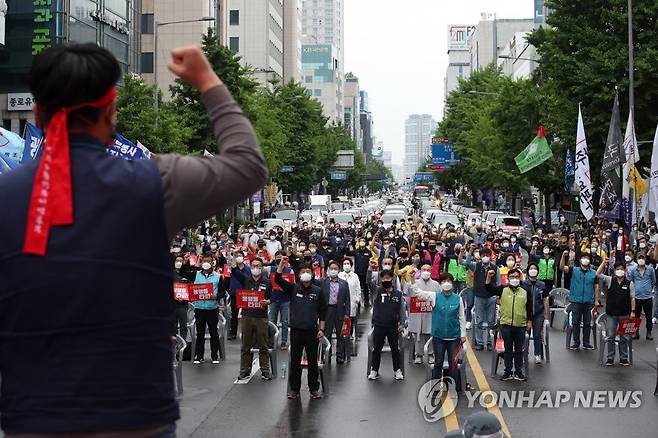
[344, 0, 535, 165]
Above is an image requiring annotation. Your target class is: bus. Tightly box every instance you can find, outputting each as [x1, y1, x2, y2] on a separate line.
[413, 185, 431, 198]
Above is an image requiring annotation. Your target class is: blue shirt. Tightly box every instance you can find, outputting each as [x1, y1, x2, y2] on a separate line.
[628, 265, 655, 300]
[193, 270, 220, 310]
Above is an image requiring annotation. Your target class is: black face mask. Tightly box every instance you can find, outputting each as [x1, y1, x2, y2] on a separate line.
[399, 252, 408, 258]
[382, 280, 393, 289]
[429, 245, 436, 251]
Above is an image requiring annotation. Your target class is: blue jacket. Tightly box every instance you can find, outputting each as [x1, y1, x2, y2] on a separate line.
[229, 264, 251, 297]
[628, 265, 655, 300]
[432, 292, 461, 339]
[522, 279, 546, 317]
[569, 267, 597, 304]
[314, 277, 351, 318]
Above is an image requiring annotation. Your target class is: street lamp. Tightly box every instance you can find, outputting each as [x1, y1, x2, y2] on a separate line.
[468, 90, 500, 96]
[498, 55, 537, 63]
[153, 16, 215, 126]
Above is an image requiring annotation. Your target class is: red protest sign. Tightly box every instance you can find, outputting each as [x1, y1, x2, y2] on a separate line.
[173, 282, 190, 301]
[410, 296, 432, 313]
[270, 272, 296, 290]
[617, 317, 642, 336]
[314, 266, 323, 278]
[188, 255, 199, 267]
[189, 283, 215, 301]
[222, 264, 232, 278]
[495, 338, 505, 352]
[341, 317, 352, 337]
[236, 289, 266, 310]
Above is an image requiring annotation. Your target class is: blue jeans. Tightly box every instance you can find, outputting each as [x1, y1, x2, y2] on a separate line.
[269, 300, 290, 345]
[432, 337, 460, 381]
[605, 315, 630, 361]
[570, 302, 594, 347]
[464, 288, 474, 323]
[474, 296, 497, 346]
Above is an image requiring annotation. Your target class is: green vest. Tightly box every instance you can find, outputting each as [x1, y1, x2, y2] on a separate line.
[499, 286, 528, 327]
[448, 259, 467, 282]
[538, 258, 554, 281]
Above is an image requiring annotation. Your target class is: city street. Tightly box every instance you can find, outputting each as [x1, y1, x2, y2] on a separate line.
[175, 311, 658, 438]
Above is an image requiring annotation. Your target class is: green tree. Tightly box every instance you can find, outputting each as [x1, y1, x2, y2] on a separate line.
[116, 74, 192, 154]
[365, 159, 394, 193]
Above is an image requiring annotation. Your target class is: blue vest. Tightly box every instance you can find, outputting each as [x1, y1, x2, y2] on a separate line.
[0, 138, 177, 433]
[431, 292, 461, 339]
[193, 270, 220, 310]
[569, 267, 597, 304]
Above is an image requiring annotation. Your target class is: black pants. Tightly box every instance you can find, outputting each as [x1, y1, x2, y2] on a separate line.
[174, 306, 188, 340]
[325, 306, 346, 360]
[370, 325, 401, 372]
[289, 328, 319, 392]
[636, 298, 653, 335]
[229, 295, 239, 336]
[195, 308, 220, 360]
[357, 271, 369, 305]
[500, 325, 525, 374]
[556, 268, 571, 289]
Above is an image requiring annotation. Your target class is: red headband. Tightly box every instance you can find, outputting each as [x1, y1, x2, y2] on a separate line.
[23, 86, 117, 256]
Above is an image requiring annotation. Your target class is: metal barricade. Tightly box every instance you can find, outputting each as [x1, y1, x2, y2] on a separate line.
[366, 328, 406, 377]
[596, 313, 633, 366]
[245, 320, 280, 377]
[173, 335, 187, 396]
[543, 319, 551, 363]
[423, 337, 469, 392]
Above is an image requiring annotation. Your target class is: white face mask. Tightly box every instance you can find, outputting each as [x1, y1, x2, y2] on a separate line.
[502, 243, 509, 248]
[359, 241, 366, 247]
[509, 278, 520, 287]
[441, 282, 453, 292]
[543, 248, 550, 255]
[639, 243, 647, 249]
[235, 256, 244, 264]
[638, 259, 646, 266]
[210, 244, 218, 250]
[270, 236, 276, 241]
[615, 269, 626, 278]
[506, 260, 515, 268]
[511, 238, 517, 243]
[174, 261, 183, 270]
[624, 255, 632, 262]
[328, 269, 339, 278]
[481, 256, 490, 264]
[202, 262, 212, 271]
[251, 268, 262, 277]
[298, 246, 306, 251]
[310, 248, 317, 254]
[421, 271, 431, 280]
[528, 269, 538, 277]
[343, 264, 352, 273]
[580, 258, 590, 267]
[300, 272, 312, 282]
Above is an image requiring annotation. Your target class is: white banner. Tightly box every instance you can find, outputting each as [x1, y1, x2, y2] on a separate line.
[649, 125, 658, 213]
[574, 105, 594, 220]
[622, 111, 639, 199]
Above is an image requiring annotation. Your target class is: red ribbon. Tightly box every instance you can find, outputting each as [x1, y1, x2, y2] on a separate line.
[23, 87, 117, 255]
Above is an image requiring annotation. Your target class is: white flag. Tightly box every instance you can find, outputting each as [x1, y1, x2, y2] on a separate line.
[203, 149, 214, 157]
[649, 125, 658, 213]
[622, 111, 639, 199]
[574, 105, 594, 220]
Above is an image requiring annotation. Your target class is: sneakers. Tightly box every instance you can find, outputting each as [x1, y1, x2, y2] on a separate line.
[394, 369, 404, 380]
[647, 334, 654, 341]
[501, 372, 514, 381]
[237, 371, 250, 380]
[475, 344, 484, 351]
[653, 317, 657, 325]
[605, 359, 614, 367]
[514, 371, 527, 381]
[569, 344, 580, 350]
[261, 371, 272, 380]
[466, 321, 472, 330]
[193, 358, 204, 364]
[413, 356, 422, 365]
[287, 390, 299, 400]
[281, 343, 288, 350]
[534, 355, 542, 365]
[310, 390, 322, 399]
[620, 359, 630, 366]
[583, 345, 595, 351]
[428, 355, 435, 365]
[368, 370, 380, 380]
[212, 359, 220, 364]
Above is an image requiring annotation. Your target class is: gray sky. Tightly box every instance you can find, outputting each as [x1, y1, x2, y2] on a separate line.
[344, 0, 535, 165]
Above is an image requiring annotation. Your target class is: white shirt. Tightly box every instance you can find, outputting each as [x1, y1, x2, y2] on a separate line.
[339, 270, 362, 317]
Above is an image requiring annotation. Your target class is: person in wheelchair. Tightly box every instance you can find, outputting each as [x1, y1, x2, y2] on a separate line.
[415, 273, 467, 382]
[486, 268, 532, 381]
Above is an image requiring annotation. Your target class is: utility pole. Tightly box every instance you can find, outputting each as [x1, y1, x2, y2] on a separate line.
[628, 0, 635, 118]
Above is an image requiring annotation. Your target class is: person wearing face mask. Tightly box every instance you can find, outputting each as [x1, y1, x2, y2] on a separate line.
[370, 257, 401, 292]
[523, 263, 549, 364]
[347, 235, 376, 307]
[408, 264, 440, 364]
[462, 247, 500, 350]
[448, 244, 468, 292]
[485, 269, 533, 381]
[313, 260, 351, 364]
[529, 245, 555, 292]
[275, 259, 327, 399]
[307, 243, 325, 270]
[265, 230, 282, 257]
[192, 255, 222, 364]
[368, 270, 406, 381]
[415, 273, 467, 382]
[396, 245, 413, 271]
[560, 252, 602, 350]
[599, 261, 636, 366]
[395, 228, 409, 249]
[231, 258, 273, 379]
[173, 255, 195, 342]
[267, 252, 293, 349]
[241, 224, 260, 247]
[421, 239, 442, 282]
[627, 254, 654, 341]
[498, 255, 517, 287]
[338, 258, 362, 339]
[623, 249, 637, 272]
[228, 251, 251, 340]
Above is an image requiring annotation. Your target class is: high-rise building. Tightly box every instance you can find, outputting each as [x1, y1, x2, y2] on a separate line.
[222, 0, 285, 86]
[301, 0, 343, 122]
[283, 0, 302, 83]
[534, 0, 552, 24]
[497, 31, 538, 80]
[359, 90, 374, 160]
[343, 72, 362, 151]
[444, 24, 476, 107]
[468, 14, 535, 72]
[140, 0, 214, 94]
[301, 42, 342, 123]
[403, 114, 436, 179]
[1, 0, 141, 133]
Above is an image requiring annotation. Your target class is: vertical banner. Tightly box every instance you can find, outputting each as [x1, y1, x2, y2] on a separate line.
[575, 105, 594, 220]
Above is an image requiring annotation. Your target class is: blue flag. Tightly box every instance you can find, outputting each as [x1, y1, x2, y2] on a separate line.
[564, 148, 575, 194]
[21, 123, 45, 164]
[109, 134, 150, 161]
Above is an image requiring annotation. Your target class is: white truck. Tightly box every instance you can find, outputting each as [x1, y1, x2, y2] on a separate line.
[309, 195, 332, 214]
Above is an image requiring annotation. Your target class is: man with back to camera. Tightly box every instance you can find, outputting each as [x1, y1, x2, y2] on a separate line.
[0, 43, 267, 436]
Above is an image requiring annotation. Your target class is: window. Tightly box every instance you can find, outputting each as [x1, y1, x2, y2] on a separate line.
[141, 13, 154, 34]
[314, 89, 322, 96]
[230, 10, 240, 25]
[305, 75, 313, 83]
[229, 37, 240, 53]
[141, 52, 154, 73]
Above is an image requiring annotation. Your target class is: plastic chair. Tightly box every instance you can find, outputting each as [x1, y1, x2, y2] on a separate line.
[366, 328, 406, 377]
[244, 320, 280, 377]
[490, 327, 530, 378]
[565, 303, 598, 350]
[596, 313, 633, 366]
[549, 288, 569, 329]
[173, 335, 187, 396]
[423, 337, 469, 392]
[406, 332, 417, 364]
[543, 320, 551, 363]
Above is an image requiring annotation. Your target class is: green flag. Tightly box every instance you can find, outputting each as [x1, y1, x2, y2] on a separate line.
[514, 126, 553, 174]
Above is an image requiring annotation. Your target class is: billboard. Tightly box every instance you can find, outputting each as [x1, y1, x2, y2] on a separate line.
[413, 172, 434, 184]
[431, 137, 461, 170]
[447, 24, 476, 51]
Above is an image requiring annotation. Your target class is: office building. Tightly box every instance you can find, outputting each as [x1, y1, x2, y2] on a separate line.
[497, 31, 538, 80]
[468, 14, 535, 72]
[301, 42, 342, 123]
[403, 114, 436, 179]
[343, 72, 362, 150]
[359, 90, 374, 160]
[534, 0, 552, 24]
[1, 0, 141, 133]
[444, 24, 476, 104]
[283, 0, 302, 83]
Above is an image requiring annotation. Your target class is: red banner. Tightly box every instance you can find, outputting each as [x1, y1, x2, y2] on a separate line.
[314, 266, 323, 278]
[236, 289, 267, 310]
[221, 264, 232, 278]
[188, 255, 198, 267]
[173, 282, 189, 301]
[617, 317, 642, 336]
[410, 296, 433, 313]
[270, 272, 296, 290]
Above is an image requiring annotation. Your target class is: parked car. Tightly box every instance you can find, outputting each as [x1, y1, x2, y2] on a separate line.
[494, 215, 524, 237]
[257, 219, 285, 234]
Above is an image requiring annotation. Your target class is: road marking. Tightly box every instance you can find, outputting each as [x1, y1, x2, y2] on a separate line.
[233, 357, 260, 385]
[464, 340, 512, 438]
[443, 392, 460, 432]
